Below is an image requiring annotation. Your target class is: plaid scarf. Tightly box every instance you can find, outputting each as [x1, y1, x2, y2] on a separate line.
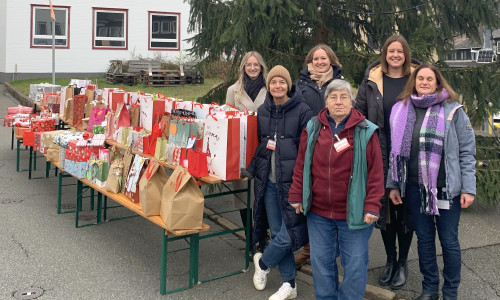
[389, 89, 449, 215]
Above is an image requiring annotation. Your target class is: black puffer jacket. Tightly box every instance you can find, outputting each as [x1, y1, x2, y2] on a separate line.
[296, 65, 343, 115]
[247, 85, 313, 252]
[354, 59, 420, 231]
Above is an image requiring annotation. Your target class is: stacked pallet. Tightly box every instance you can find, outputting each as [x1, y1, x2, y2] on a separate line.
[141, 70, 185, 86]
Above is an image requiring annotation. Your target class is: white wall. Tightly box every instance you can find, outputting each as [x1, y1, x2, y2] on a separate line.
[3, 0, 195, 74]
[0, 0, 7, 73]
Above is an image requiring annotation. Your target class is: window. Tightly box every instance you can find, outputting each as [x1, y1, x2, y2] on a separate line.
[31, 5, 70, 48]
[93, 8, 128, 49]
[149, 11, 180, 50]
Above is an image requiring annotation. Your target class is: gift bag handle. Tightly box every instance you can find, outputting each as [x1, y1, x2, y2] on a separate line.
[174, 171, 185, 192]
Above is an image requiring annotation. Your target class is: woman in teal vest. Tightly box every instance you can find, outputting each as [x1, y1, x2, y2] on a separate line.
[289, 79, 384, 300]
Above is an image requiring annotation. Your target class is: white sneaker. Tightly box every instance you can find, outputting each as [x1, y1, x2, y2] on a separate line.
[253, 252, 269, 290]
[268, 282, 297, 300]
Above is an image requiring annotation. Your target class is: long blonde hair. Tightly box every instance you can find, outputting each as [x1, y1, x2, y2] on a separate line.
[236, 51, 268, 101]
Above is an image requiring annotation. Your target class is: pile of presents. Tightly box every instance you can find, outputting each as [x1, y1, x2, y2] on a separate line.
[3, 79, 259, 230]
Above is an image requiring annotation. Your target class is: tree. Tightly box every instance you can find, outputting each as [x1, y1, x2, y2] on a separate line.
[186, 0, 500, 124]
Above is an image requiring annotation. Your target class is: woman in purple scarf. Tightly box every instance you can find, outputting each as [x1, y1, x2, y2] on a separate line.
[386, 64, 476, 300]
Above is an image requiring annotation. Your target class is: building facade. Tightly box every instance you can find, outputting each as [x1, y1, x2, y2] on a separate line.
[0, 0, 196, 82]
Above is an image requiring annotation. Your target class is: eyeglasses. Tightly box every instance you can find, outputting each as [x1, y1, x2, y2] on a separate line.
[327, 94, 350, 102]
[245, 63, 260, 68]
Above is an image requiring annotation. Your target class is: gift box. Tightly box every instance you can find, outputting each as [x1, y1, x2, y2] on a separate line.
[15, 126, 30, 137]
[32, 118, 56, 132]
[7, 106, 34, 115]
[28, 84, 61, 102]
[65, 159, 87, 179]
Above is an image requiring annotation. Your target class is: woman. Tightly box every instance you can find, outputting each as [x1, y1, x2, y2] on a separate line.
[294, 43, 343, 266]
[355, 34, 420, 289]
[288, 79, 384, 300]
[296, 44, 343, 116]
[226, 51, 268, 256]
[247, 65, 312, 300]
[387, 64, 476, 300]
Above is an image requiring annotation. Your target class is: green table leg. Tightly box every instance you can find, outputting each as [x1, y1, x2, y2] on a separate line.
[160, 230, 168, 295]
[90, 188, 95, 211]
[190, 233, 200, 286]
[45, 161, 51, 178]
[28, 146, 33, 179]
[11, 127, 14, 150]
[96, 192, 102, 224]
[103, 196, 108, 221]
[33, 148, 37, 171]
[57, 171, 63, 214]
[16, 139, 21, 172]
[245, 180, 251, 270]
[75, 180, 83, 228]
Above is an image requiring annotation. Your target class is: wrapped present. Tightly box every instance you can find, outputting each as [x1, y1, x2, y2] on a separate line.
[34, 132, 44, 153]
[28, 84, 61, 102]
[53, 131, 84, 148]
[65, 159, 87, 179]
[124, 155, 147, 203]
[41, 130, 67, 150]
[76, 134, 106, 147]
[46, 147, 59, 162]
[59, 146, 66, 169]
[7, 106, 34, 115]
[43, 93, 60, 105]
[93, 125, 105, 134]
[32, 118, 56, 132]
[3, 114, 15, 127]
[15, 126, 30, 137]
[23, 130, 35, 147]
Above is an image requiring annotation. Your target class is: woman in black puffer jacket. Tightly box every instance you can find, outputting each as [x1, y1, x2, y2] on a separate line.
[246, 65, 312, 299]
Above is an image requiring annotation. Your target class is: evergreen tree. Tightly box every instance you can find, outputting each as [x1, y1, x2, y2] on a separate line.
[186, 0, 500, 124]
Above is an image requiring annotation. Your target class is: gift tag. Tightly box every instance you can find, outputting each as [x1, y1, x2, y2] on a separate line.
[267, 139, 276, 151]
[334, 134, 349, 153]
[187, 136, 196, 149]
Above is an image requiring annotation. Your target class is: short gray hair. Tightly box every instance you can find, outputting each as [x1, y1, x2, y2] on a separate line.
[324, 79, 355, 105]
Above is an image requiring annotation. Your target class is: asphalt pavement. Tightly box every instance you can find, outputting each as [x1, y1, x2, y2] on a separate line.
[1, 83, 499, 300]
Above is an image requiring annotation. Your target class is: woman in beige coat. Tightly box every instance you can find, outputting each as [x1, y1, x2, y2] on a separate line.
[226, 51, 268, 257]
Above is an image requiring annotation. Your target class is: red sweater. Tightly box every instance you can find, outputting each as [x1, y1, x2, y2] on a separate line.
[289, 108, 383, 220]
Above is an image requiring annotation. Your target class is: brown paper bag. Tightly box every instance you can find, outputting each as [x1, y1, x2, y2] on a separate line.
[46, 148, 59, 162]
[105, 158, 123, 193]
[129, 105, 140, 127]
[160, 166, 204, 230]
[121, 149, 134, 193]
[65, 87, 74, 100]
[85, 89, 95, 102]
[139, 160, 169, 216]
[63, 98, 74, 125]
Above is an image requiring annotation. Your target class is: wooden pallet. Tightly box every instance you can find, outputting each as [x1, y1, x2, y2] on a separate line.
[141, 70, 185, 86]
[106, 73, 123, 84]
[122, 73, 139, 86]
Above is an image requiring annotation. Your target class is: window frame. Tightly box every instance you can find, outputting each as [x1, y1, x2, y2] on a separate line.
[30, 4, 70, 49]
[92, 7, 128, 50]
[148, 11, 180, 51]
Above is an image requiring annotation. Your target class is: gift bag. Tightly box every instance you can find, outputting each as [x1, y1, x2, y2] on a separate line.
[161, 166, 204, 230]
[120, 149, 135, 193]
[139, 160, 169, 216]
[87, 106, 107, 132]
[187, 150, 209, 177]
[114, 102, 131, 129]
[105, 158, 123, 193]
[104, 110, 115, 140]
[129, 105, 141, 127]
[154, 137, 168, 161]
[240, 114, 258, 168]
[124, 155, 146, 203]
[63, 98, 74, 125]
[202, 117, 240, 181]
[168, 119, 191, 147]
[140, 98, 165, 131]
[85, 88, 95, 102]
[72, 95, 87, 129]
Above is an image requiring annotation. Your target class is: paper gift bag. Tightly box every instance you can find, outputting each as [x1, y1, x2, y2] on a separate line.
[140, 98, 165, 131]
[87, 106, 107, 132]
[202, 117, 240, 181]
[86, 159, 99, 183]
[121, 149, 135, 193]
[104, 110, 115, 140]
[72, 95, 87, 129]
[23, 130, 35, 147]
[85, 89, 95, 102]
[63, 98, 74, 125]
[95, 161, 109, 188]
[120, 127, 132, 147]
[187, 150, 209, 178]
[161, 166, 204, 230]
[105, 158, 123, 193]
[109, 90, 128, 112]
[46, 148, 59, 162]
[193, 102, 211, 119]
[168, 119, 191, 147]
[114, 102, 131, 129]
[239, 115, 258, 168]
[124, 155, 146, 203]
[154, 137, 168, 161]
[139, 160, 169, 216]
[129, 105, 140, 127]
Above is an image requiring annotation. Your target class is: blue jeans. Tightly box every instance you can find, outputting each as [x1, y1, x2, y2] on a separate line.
[307, 211, 374, 300]
[406, 182, 461, 299]
[261, 180, 296, 282]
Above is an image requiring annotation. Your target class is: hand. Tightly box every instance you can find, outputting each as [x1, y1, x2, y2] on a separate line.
[389, 189, 402, 205]
[240, 168, 253, 180]
[460, 193, 475, 208]
[364, 213, 379, 224]
[290, 203, 303, 214]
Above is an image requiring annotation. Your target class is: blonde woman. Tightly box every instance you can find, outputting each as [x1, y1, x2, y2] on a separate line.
[226, 51, 269, 257]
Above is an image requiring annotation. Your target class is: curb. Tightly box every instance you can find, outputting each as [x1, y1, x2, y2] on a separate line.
[203, 207, 396, 300]
[3, 82, 35, 109]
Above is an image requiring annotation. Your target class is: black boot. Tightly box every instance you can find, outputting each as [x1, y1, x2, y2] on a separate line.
[390, 259, 408, 290]
[378, 255, 397, 286]
[415, 293, 439, 300]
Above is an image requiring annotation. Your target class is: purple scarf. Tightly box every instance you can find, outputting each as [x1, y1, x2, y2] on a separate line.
[389, 89, 449, 215]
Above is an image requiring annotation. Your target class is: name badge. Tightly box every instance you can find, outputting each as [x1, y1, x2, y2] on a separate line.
[334, 138, 349, 153]
[437, 199, 450, 210]
[267, 139, 276, 151]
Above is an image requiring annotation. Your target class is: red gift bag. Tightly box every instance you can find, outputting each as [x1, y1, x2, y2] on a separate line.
[187, 149, 209, 178]
[114, 102, 131, 129]
[148, 123, 162, 155]
[87, 106, 108, 132]
[109, 90, 128, 112]
[72, 95, 87, 129]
